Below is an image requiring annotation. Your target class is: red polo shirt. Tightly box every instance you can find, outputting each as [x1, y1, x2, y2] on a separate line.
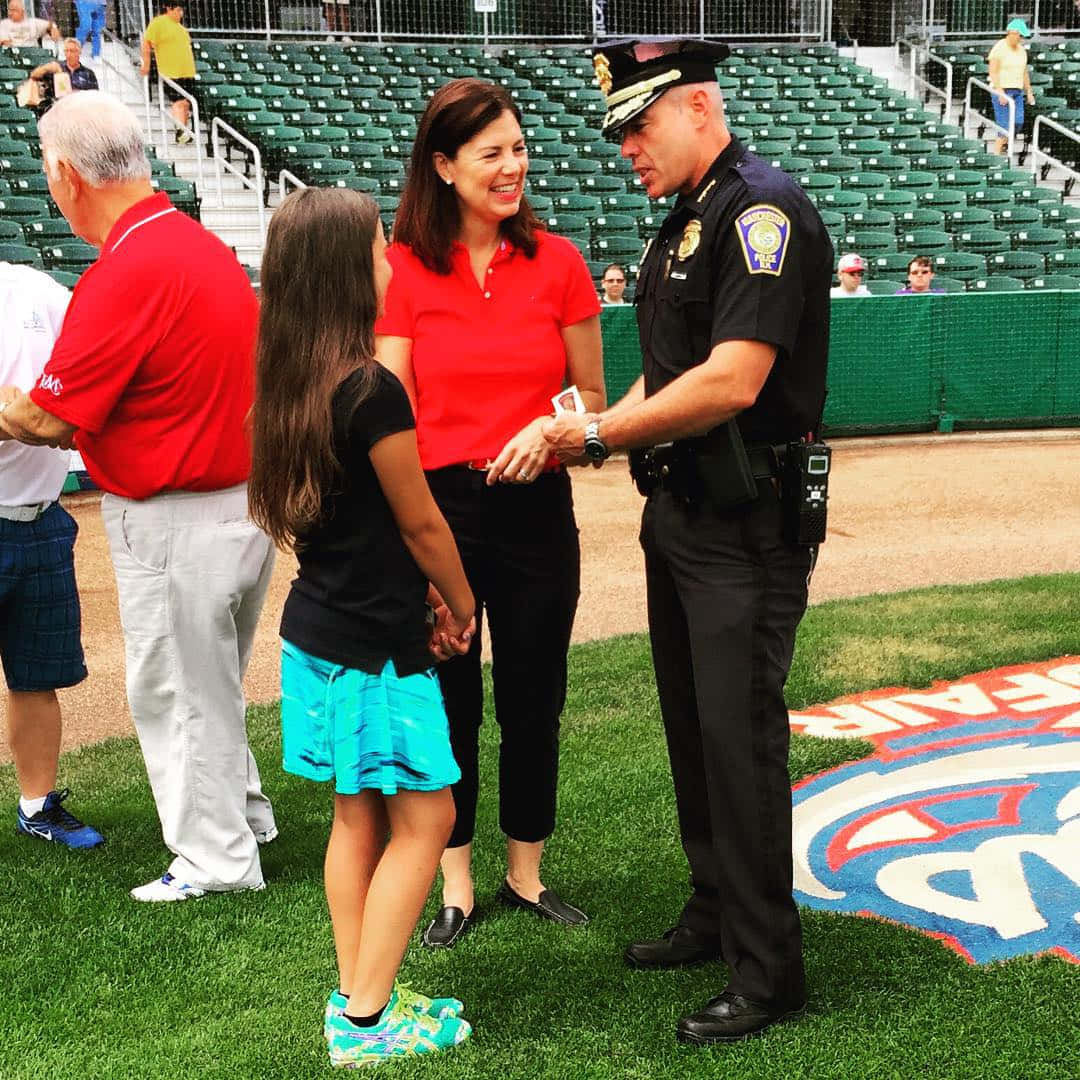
[30, 193, 258, 499]
[376, 230, 600, 470]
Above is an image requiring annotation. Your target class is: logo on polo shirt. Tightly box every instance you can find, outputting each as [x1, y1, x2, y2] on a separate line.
[39, 373, 63, 396]
[23, 310, 46, 333]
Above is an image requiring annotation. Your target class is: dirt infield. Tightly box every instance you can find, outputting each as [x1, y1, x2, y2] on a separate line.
[2, 431, 1079, 761]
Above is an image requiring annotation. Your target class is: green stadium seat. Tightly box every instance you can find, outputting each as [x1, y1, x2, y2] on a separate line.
[0, 218, 22, 242]
[1012, 226, 1068, 254]
[957, 228, 1012, 254]
[892, 170, 938, 192]
[41, 239, 96, 272]
[529, 195, 553, 216]
[968, 276, 1025, 292]
[938, 169, 984, 191]
[1028, 274, 1080, 289]
[845, 208, 895, 230]
[46, 269, 80, 288]
[0, 195, 51, 222]
[0, 241, 42, 267]
[6, 174, 48, 197]
[869, 251, 917, 275]
[932, 276, 967, 293]
[919, 189, 967, 211]
[1042, 204, 1080, 227]
[900, 228, 952, 254]
[860, 154, 910, 176]
[590, 213, 638, 236]
[593, 235, 642, 260]
[897, 207, 947, 230]
[580, 175, 628, 196]
[968, 187, 1015, 210]
[1047, 249, 1080, 272]
[1013, 186, 1063, 206]
[870, 189, 918, 212]
[841, 228, 896, 254]
[796, 172, 842, 195]
[552, 193, 602, 217]
[22, 218, 73, 244]
[842, 172, 891, 193]
[531, 174, 579, 196]
[987, 251, 1046, 279]
[944, 207, 995, 232]
[818, 189, 868, 213]
[994, 205, 1042, 229]
[865, 278, 903, 295]
[932, 252, 986, 280]
[818, 209, 845, 230]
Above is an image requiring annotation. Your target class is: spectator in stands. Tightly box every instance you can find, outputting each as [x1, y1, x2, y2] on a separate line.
[377, 77, 604, 948]
[987, 18, 1035, 154]
[897, 255, 943, 294]
[0, 261, 104, 853]
[140, 1, 196, 145]
[0, 0, 60, 45]
[831, 252, 871, 297]
[75, 0, 106, 61]
[322, 0, 350, 39]
[0, 91, 278, 903]
[600, 262, 628, 304]
[30, 38, 99, 102]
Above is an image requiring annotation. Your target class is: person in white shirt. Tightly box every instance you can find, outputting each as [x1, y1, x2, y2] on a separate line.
[831, 252, 871, 297]
[0, 0, 60, 45]
[0, 263, 103, 850]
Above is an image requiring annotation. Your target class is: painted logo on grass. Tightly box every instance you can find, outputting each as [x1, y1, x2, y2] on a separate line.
[790, 658, 1080, 965]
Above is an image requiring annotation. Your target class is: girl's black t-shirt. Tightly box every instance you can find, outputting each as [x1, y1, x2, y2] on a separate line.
[279, 364, 431, 675]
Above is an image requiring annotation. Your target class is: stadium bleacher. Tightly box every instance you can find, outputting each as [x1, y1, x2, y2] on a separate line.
[2, 37, 1079, 294]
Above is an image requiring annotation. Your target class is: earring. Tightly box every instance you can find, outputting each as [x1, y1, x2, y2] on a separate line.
[445, 178, 453, 186]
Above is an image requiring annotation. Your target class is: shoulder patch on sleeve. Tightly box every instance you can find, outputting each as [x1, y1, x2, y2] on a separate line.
[735, 204, 791, 276]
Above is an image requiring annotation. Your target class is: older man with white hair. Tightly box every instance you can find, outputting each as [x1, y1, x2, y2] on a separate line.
[0, 91, 278, 903]
[0, 0, 60, 44]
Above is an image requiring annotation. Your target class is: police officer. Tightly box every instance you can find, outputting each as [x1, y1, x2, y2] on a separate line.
[543, 38, 832, 1043]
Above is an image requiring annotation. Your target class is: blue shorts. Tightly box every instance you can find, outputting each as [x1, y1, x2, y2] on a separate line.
[993, 88, 1024, 133]
[280, 640, 460, 796]
[0, 502, 87, 693]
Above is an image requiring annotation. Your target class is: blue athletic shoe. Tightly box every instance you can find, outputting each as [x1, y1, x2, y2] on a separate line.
[16, 789, 104, 849]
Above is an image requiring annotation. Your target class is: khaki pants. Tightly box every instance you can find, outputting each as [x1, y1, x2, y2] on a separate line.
[102, 484, 276, 890]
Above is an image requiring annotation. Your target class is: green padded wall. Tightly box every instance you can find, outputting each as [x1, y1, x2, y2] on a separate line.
[598, 294, 1080, 435]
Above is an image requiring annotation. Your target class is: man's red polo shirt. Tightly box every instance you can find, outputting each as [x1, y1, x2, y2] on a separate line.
[30, 192, 258, 499]
[376, 230, 600, 470]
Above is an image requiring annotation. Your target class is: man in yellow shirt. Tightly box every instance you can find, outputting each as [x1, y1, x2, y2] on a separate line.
[140, 1, 196, 144]
[987, 18, 1036, 153]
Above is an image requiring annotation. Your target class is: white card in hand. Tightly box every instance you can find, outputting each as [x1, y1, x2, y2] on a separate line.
[551, 385, 586, 414]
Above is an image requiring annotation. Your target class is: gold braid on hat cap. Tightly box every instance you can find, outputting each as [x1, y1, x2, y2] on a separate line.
[593, 53, 613, 94]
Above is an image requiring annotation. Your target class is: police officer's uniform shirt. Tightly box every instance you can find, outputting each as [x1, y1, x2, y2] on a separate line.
[635, 136, 833, 443]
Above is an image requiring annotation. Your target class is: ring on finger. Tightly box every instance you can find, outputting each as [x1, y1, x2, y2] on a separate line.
[518, 468, 530, 480]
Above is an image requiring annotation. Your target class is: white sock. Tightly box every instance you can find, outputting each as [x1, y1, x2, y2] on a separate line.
[19, 794, 49, 817]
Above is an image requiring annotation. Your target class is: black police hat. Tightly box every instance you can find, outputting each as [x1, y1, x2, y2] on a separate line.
[592, 38, 731, 136]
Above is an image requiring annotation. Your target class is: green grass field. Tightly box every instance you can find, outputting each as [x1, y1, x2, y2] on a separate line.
[3, 575, 1079, 1079]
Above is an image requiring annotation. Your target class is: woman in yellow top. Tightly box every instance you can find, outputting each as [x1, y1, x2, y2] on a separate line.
[987, 17, 1036, 153]
[140, 1, 197, 144]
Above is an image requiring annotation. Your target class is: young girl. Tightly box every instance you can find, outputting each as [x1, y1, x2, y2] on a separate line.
[249, 187, 476, 1069]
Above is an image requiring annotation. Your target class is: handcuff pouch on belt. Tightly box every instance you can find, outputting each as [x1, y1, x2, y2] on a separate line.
[628, 419, 759, 510]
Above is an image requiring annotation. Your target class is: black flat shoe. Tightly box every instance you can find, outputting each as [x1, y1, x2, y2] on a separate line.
[625, 925, 723, 969]
[497, 881, 588, 926]
[676, 990, 806, 1044]
[421, 905, 473, 948]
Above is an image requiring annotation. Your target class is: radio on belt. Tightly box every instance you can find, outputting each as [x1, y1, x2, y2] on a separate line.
[781, 440, 830, 546]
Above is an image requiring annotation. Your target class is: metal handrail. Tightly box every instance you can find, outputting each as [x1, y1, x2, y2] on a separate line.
[1030, 115, 1080, 194]
[964, 76, 1016, 158]
[97, 28, 153, 144]
[278, 169, 306, 202]
[897, 37, 954, 123]
[210, 116, 266, 240]
[156, 73, 205, 190]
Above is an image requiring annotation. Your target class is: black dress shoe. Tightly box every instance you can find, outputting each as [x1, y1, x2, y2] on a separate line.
[421, 905, 473, 948]
[676, 990, 806, 1044]
[497, 881, 588, 925]
[624, 926, 723, 969]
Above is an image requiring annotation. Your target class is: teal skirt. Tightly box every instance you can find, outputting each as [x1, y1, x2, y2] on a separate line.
[280, 640, 460, 795]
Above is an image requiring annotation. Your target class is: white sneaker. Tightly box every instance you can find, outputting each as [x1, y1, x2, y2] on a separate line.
[255, 825, 278, 845]
[130, 872, 208, 902]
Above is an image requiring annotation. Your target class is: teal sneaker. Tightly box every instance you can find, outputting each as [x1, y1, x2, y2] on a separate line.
[324, 984, 464, 1040]
[326, 990, 471, 1068]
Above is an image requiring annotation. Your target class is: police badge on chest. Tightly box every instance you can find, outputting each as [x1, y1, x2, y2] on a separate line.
[667, 220, 701, 280]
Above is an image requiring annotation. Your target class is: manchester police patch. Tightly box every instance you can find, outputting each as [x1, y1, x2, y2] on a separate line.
[735, 204, 791, 276]
[789, 658, 1080, 965]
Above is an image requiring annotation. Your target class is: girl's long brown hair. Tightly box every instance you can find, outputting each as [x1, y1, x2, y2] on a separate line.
[394, 77, 543, 274]
[248, 186, 381, 551]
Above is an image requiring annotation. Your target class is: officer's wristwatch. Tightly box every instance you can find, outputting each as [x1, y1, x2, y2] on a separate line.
[583, 418, 610, 462]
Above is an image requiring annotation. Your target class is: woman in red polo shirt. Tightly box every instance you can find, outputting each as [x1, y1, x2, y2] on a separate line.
[376, 77, 604, 947]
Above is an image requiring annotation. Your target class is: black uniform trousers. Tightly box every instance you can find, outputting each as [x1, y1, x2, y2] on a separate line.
[640, 481, 811, 1009]
[425, 466, 580, 849]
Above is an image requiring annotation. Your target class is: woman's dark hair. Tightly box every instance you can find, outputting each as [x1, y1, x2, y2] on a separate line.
[249, 186, 381, 551]
[394, 77, 543, 274]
